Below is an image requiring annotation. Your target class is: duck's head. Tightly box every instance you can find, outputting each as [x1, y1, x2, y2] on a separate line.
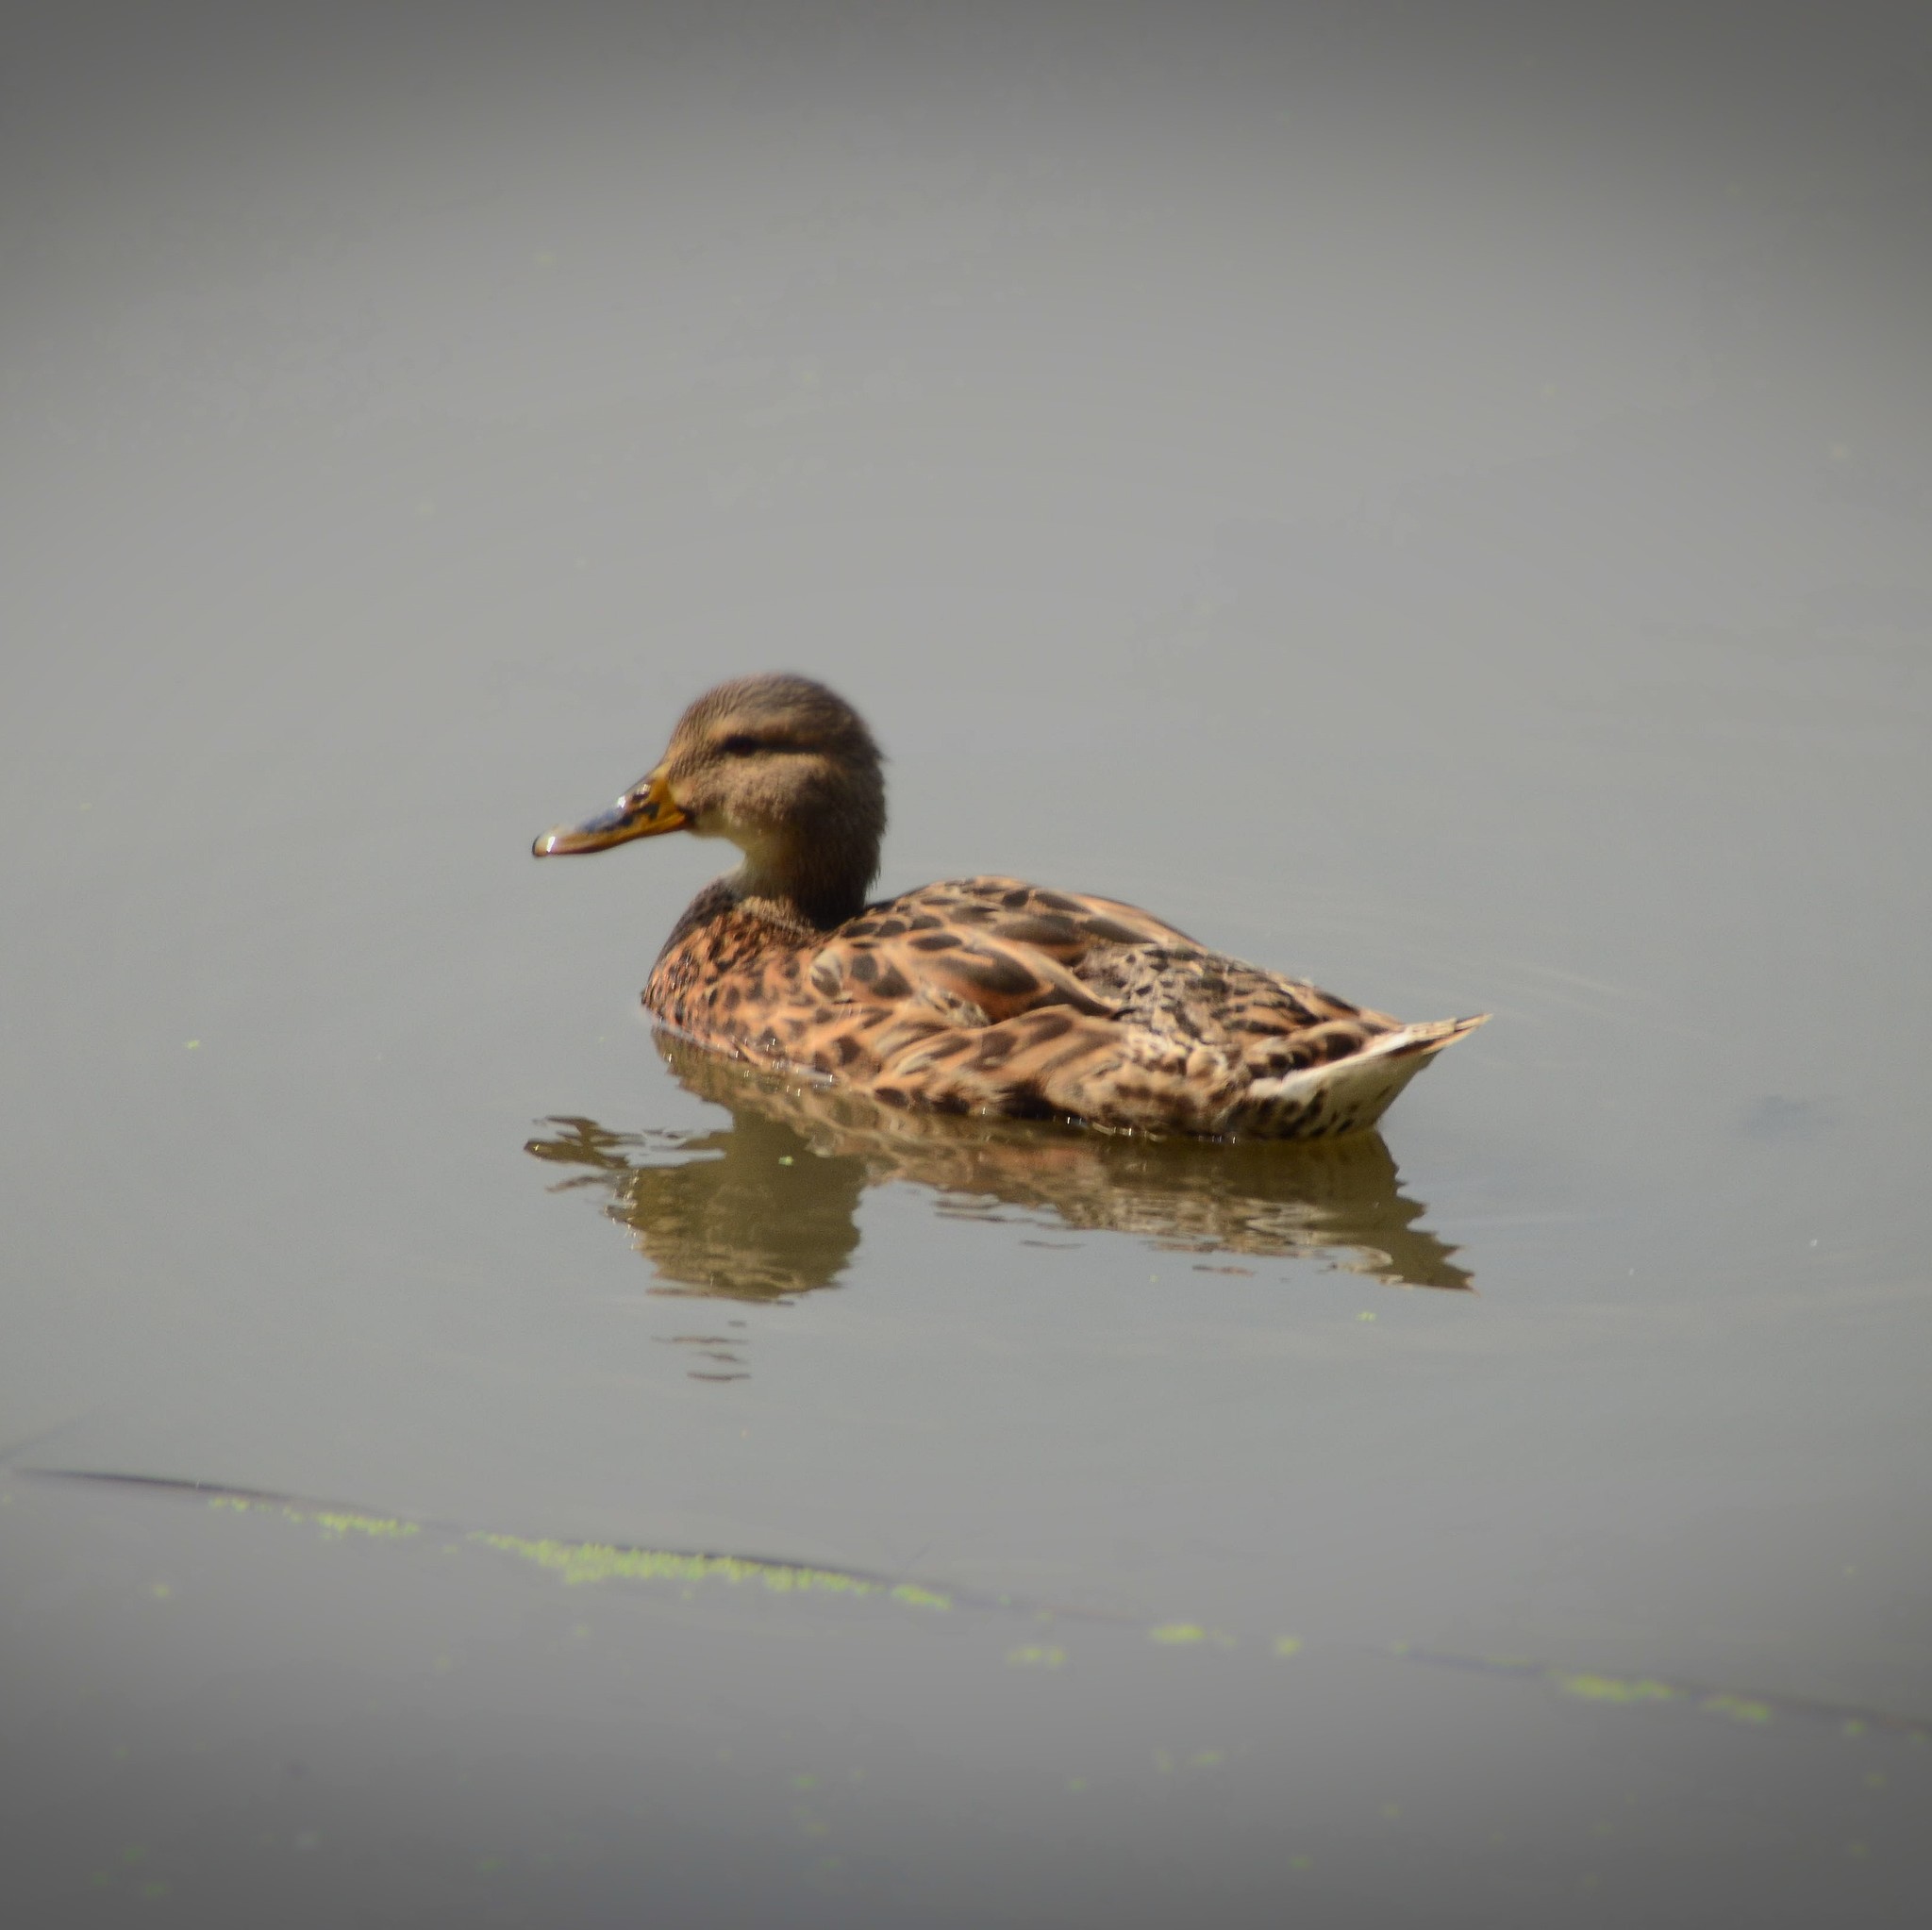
[533, 673, 886, 928]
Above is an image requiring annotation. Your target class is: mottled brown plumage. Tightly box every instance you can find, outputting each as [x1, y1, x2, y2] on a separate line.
[535, 674, 1486, 1138]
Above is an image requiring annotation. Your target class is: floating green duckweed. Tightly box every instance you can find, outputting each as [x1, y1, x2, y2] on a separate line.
[1701, 1693, 1774, 1724]
[311, 1510, 420, 1541]
[469, 1532, 892, 1599]
[1553, 1672, 1679, 1706]
[207, 1496, 419, 1541]
[156, 1475, 1927, 1741]
[202, 1488, 952, 1613]
[889, 1583, 953, 1611]
[1148, 1623, 1234, 1648]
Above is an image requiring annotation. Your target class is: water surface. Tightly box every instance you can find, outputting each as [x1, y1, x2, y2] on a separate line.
[4, 6, 1930, 1924]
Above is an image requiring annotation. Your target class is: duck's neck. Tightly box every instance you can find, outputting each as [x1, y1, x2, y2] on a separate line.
[728, 832, 877, 934]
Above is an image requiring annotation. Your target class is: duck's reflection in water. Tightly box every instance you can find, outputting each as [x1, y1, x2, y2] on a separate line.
[527, 1038, 1474, 1333]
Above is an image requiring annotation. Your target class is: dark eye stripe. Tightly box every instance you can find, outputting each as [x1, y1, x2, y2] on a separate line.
[718, 731, 811, 756]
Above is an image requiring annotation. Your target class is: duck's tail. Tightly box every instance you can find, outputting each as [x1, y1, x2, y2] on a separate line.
[1231, 1014, 1490, 1140]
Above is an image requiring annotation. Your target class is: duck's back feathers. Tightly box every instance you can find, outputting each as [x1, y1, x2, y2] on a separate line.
[645, 874, 1484, 1140]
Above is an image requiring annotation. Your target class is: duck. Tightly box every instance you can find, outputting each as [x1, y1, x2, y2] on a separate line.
[533, 674, 1486, 1139]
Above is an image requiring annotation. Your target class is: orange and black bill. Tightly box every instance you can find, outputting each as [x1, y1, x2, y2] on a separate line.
[532, 769, 688, 857]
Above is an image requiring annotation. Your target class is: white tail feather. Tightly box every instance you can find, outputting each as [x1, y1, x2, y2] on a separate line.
[1231, 1014, 1490, 1140]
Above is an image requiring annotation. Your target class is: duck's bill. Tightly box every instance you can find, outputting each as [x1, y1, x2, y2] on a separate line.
[532, 772, 688, 856]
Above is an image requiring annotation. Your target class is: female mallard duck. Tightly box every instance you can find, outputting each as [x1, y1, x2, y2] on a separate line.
[534, 674, 1486, 1139]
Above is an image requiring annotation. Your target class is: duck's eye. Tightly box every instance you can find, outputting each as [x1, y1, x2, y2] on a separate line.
[717, 732, 779, 757]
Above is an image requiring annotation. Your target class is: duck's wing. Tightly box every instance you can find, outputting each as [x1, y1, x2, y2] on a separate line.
[894, 875, 1212, 954]
[785, 878, 1219, 1131]
[793, 875, 1483, 1138]
[807, 873, 1384, 1060]
[806, 873, 1238, 1023]
[885, 878, 1391, 1057]
[804, 885, 1122, 1027]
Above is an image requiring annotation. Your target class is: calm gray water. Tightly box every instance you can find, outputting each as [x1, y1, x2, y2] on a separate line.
[5, 6, 1930, 1924]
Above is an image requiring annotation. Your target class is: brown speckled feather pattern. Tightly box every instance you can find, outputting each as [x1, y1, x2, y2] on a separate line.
[648, 873, 1481, 1139]
[536, 674, 1484, 1140]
